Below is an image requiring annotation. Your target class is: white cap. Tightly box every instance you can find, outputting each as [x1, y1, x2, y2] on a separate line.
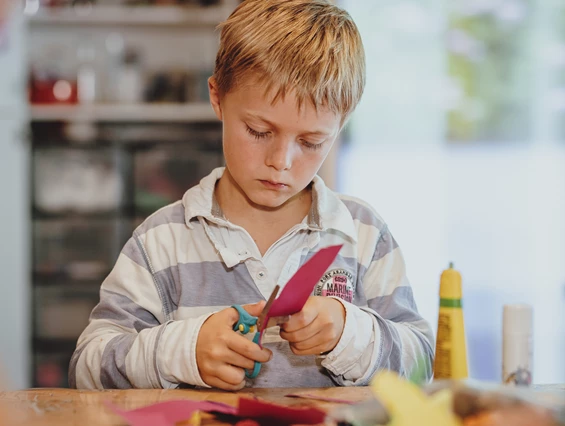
[503, 304, 533, 335]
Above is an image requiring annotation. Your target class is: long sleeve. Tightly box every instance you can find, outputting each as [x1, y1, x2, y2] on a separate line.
[68, 235, 210, 389]
[321, 225, 435, 386]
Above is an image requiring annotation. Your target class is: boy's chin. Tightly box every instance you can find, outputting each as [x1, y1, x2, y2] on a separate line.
[247, 193, 291, 210]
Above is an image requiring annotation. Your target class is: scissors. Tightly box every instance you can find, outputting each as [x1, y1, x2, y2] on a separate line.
[231, 285, 287, 379]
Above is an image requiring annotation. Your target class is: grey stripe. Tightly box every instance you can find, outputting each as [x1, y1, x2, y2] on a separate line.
[90, 289, 160, 331]
[409, 321, 435, 380]
[346, 316, 403, 386]
[372, 226, 399, 263]
[308, 182, 321, 228]
[367, 286, 420, 323]
[132, 232, 173, 321]
[121, 237, 149, 270]
[377, 317, 403, 372]
[100, 334, 136, 389]
[68, 342, 87, 389]
[351, 226, 399, 284]
[341, 198, 385, 229]
[153, 261, 265, 310]
[136, 202, 186, 236]
[211, 193, 223, 218]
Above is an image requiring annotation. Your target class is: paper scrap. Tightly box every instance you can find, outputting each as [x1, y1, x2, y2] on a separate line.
[106, 399, 236, 426]
[237, 397, 326, 425]
[107, 396, 327, 426]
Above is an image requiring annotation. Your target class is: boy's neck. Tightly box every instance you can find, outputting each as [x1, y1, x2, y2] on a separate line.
[214, 170, 312, 248]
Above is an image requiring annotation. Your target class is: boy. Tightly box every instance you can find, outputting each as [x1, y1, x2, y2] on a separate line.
[69, 0, 434, 390]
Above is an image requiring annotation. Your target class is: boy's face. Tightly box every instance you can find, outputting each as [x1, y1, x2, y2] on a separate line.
[209, 77, 341, 210]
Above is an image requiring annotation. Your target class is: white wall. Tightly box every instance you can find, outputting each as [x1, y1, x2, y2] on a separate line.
[340, 143, 565, 384]
[0, 10, 29, 390]
[339, 0, 565, 384]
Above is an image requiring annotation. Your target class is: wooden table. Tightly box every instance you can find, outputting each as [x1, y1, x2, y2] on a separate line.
[0, 387, 373, 426]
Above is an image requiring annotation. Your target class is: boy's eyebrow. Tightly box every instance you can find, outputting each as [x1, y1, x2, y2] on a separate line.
[246, 113, 333, 137]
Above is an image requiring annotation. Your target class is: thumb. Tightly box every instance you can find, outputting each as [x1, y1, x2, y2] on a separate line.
[226, 300, 266, 324]
[242, 300, 266, 317]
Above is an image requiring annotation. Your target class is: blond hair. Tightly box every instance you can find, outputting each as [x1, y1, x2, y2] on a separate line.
[214, 0, 365, 121]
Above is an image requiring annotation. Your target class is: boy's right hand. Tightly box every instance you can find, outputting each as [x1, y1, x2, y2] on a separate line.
[196, 301, 273, 390]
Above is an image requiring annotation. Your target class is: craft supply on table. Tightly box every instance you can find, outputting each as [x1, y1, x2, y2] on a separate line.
[502, 303, 533, 386]
[434, 262, 469, 380]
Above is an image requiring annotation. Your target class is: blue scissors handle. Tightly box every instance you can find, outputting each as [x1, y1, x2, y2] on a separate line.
[232, 304, 257, 334]
[231, 305, 262, 379]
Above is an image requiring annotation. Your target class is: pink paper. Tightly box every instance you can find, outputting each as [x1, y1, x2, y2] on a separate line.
[237, 397, 326, 425]
[264, 244, 342, 323]
[105, 399, 237, 426]
[108, 396, 327, 426]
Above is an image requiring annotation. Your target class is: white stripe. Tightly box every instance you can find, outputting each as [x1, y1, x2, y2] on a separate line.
[125, 327, 163, 389]
[362, 248, 409, 300]
[393, 322, 431, 376]
[102, 254, 165, 323]
[140, 223, 220, 272]
[353, 220, 382, 267]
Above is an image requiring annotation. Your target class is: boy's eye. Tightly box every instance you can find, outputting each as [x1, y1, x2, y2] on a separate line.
[246, 126, 269, 139]
[301, 140, 324, 151]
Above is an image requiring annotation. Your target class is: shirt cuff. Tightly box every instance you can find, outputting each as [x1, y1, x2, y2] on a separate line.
[320, 297, 377, 376]
[157, 313, 215, 388]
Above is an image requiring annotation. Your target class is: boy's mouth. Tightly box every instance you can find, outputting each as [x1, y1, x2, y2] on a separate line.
[260, 180, 288, 190]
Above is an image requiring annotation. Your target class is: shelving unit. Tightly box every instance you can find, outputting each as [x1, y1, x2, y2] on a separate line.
[27, 1, 233, 388]
[30, 102, 218, 123]
[26, 4, 233, 27]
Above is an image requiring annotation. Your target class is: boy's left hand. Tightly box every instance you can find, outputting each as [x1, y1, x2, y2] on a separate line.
[279, 296, 346, 355]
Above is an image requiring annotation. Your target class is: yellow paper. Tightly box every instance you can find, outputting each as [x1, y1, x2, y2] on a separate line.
[370, 371, 461, 426]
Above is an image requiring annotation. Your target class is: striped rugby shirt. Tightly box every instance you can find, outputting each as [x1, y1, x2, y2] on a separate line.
[69, 167, 434, 389]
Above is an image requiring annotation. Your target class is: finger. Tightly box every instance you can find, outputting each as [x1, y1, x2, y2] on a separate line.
[290, 337, 330, 356]
[291, 342, 329, 356]
[225, 349, 256, 370]
[281, 308, 318, 333]
[242, 300, 266, 317]
[227, 333, 272, 363]
[225, 300, 266, 324]
[205, 375, 246, 391]
[279, 320, 319, 343]
[288, 329, 327, 352]
[215, 364, 246, 387]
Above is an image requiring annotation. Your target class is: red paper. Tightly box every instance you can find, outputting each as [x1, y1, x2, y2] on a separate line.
[106, 399, 236, 426]
[264, 244, 342, 323]
[237, 397, 326, 425]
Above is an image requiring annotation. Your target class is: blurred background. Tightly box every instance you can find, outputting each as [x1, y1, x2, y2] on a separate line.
[0, 0, 563, 390]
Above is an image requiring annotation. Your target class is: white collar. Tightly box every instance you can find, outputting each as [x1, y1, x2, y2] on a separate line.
[182, 167, 357, 242]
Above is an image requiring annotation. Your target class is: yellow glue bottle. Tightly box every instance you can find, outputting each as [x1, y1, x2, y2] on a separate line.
[433, 262, 468, 380]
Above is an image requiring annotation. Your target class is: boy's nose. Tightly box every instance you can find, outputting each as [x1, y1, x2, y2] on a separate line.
[266, 139, 293, 171]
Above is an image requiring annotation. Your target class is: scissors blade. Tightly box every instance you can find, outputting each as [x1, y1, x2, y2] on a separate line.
[256, 285, 280, 331]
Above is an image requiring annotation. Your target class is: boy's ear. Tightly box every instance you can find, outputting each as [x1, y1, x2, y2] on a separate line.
[208, 77, 223, 121]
